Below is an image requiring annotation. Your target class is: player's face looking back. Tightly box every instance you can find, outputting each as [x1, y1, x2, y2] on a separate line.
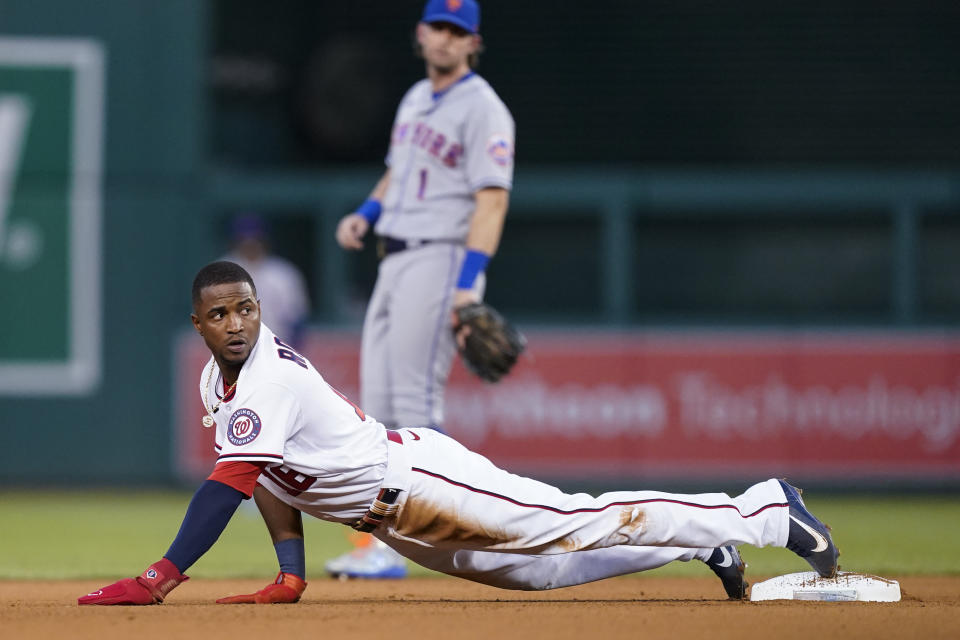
[191, 281, 261, 377]
[417, 21, 479, 74]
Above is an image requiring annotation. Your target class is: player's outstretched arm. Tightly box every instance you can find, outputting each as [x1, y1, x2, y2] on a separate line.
[78, 476, 251, 605]
[253, 484, 304, 544]
[216, 485, 307, 604]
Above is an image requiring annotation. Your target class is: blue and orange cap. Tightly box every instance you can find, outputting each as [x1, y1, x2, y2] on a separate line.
[421, 0, 480, 34]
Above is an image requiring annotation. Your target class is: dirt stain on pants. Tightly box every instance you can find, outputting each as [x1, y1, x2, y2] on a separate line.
[394, 496, 518, 549]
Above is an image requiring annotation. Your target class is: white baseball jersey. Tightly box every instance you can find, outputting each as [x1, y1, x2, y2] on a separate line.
[375, 72, 515, 241]
[201, 323, 388, 523]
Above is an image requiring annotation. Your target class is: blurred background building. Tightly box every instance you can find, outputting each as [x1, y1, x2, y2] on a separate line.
[1, 0, 958, 488]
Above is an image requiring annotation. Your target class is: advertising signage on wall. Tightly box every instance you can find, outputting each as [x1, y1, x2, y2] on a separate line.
[173, 329, 960, 485]
[0, 38, 104, 395]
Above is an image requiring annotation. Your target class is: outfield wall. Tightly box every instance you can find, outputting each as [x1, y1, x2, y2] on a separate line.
[2, 1, 959, 489]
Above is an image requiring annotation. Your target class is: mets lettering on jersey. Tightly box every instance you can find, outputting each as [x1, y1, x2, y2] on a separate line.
[393, 122, 464, 168]
[228, 408, 262, 446]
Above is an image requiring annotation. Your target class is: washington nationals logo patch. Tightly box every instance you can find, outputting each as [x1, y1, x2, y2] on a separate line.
[228, 408, 262, 446]
[486, 134, 513, 166]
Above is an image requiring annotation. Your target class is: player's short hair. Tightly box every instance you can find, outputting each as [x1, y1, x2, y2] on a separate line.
[192, 261, 257, 308]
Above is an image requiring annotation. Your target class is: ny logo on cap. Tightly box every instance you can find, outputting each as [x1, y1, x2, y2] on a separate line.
[447, 0, 462, 10]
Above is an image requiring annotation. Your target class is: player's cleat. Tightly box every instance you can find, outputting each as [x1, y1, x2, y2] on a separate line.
[778, 480, 839, 578]
[325, 539, 408, 579]
[705, 545, 748, 600]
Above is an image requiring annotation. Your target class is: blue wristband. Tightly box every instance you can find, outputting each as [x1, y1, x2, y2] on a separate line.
[456, 249, 490, 290]
[356, 198, 382, 224]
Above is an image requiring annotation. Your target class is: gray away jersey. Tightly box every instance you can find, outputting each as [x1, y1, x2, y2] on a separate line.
[375, 73, 515, 242]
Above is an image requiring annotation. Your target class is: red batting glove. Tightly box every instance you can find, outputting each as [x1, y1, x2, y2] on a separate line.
[216, 572, 306, 604]
[77, 578, 156, 606]
[78, 558, 189, 606]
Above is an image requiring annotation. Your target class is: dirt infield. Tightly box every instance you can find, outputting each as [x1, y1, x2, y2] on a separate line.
[2, 576, 957, 640]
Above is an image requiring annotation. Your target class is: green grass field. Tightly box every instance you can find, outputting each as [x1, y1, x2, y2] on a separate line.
[1, 491, 957, 580]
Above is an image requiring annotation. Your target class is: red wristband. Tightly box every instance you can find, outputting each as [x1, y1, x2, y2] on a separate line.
[136, 558, 188, 602]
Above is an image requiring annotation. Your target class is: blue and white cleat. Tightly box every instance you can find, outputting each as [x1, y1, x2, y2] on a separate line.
[705, 545, 748, 600]
[778, 480, 839, 578]
[325, 539, 408, 579]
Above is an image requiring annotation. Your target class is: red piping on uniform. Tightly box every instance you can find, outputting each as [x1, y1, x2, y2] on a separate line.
[411, 467, 787, 519]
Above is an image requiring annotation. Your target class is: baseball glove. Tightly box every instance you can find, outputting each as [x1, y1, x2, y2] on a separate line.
[452, 302, 526, 383]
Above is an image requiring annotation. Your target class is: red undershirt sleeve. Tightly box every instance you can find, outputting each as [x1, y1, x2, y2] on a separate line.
[207, 460, 267, 498]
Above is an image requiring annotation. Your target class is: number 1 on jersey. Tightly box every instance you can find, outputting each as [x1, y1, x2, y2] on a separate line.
[417, 168, 427, 200]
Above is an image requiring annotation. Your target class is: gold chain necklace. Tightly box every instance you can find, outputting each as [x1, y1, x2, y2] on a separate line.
[201, 361, 238, 428]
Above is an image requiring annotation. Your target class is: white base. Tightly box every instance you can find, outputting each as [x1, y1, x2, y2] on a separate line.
[749, 571, 901, 602]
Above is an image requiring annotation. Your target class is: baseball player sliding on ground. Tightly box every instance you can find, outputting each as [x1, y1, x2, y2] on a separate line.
[327, 0, 516, 579]
[78, 262, 839, 605]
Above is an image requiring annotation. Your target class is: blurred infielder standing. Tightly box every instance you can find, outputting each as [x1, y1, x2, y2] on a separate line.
[330, 0, 515, 577]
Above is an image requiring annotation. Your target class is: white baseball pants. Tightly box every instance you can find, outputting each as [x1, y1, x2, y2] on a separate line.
[374, 428, 790, 590]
